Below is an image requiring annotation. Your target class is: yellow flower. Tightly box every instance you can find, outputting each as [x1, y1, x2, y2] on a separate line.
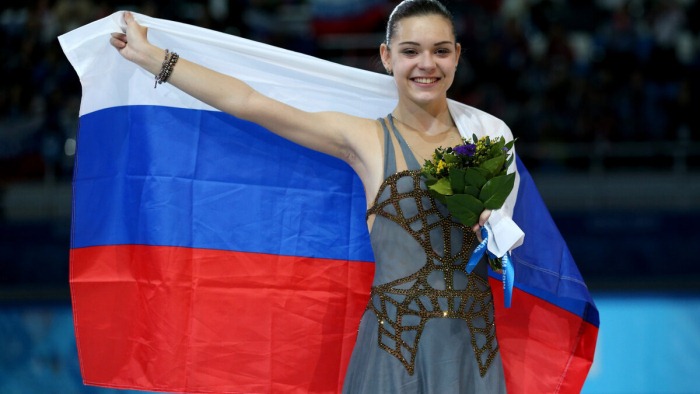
[437, 160, 447, 173]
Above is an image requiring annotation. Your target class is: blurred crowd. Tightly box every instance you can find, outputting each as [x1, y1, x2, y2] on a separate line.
[1, 0, 699, 182]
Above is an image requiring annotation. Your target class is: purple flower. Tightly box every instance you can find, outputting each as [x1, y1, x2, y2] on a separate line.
[454, 143, 476, 157]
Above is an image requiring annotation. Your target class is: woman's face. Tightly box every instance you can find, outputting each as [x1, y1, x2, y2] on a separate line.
[381, 14, 460, 108]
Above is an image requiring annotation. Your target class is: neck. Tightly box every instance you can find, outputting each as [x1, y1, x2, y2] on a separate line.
[392, 100, 454, 136]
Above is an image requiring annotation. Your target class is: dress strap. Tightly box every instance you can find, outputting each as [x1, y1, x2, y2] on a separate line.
[387, 114, 422, 170]
[378, 117, 398, 177]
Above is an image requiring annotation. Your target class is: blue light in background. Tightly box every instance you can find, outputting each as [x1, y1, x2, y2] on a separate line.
[583, 293, 700, 394]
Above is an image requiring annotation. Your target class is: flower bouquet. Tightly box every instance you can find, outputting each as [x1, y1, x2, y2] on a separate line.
[421, 134, 516, 270]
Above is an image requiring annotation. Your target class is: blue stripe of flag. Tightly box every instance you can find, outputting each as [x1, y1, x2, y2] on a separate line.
[72, 105, 374, 263]
[510, 157, 599, 326]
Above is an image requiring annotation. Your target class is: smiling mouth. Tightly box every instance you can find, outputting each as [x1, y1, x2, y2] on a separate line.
[412, 77, 440, 84]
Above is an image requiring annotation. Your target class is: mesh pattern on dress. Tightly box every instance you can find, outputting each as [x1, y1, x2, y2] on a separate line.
[366, 170, 499, 377]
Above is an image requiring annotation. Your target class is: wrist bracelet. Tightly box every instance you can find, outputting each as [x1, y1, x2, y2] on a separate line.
[154, 49, 179, 88]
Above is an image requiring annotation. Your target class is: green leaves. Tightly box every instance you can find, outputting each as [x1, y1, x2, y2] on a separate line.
[480, 173, 515, 209]
[446, 194, 484, 227]
[449, 169, 466, 194]
[428, 177, 453, 196]
[420, 134, 517, 227]
[480, 155, 506, 178]
[464, 168, 487, 189]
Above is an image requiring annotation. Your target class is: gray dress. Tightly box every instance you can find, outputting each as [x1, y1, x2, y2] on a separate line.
[342, 115, 506, 393]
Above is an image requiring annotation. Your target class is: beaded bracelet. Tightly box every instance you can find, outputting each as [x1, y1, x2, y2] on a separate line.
[154, 49, 180, 88]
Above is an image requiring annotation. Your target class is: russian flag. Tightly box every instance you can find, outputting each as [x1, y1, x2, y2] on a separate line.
[59, 12, 598, 394]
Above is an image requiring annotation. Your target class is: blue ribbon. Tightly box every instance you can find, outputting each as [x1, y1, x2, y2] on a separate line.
[501, 252, 514, 308]
[465, 228, 514, 308]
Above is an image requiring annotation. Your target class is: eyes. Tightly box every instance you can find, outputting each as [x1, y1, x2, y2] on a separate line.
[400, 47, 453, 57]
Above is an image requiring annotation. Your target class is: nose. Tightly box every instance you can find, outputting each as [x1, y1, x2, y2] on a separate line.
[418, 51, 436, 71]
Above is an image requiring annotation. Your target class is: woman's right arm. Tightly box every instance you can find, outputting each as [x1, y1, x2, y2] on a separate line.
[110, 12, 378, 166]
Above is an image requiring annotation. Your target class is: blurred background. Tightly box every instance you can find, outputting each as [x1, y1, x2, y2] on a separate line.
[1, 0, 699, 393]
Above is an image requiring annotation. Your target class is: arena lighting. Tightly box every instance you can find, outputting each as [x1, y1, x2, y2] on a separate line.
[64, 138, 76, 156]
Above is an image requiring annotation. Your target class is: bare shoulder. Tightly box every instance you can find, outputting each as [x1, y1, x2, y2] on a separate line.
[318, 111, 381, 134]
[322, 112, 383, 164]
[330, 114, 385, 198]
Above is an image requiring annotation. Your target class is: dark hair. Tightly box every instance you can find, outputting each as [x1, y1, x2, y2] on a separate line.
[385, 0, 456, 46]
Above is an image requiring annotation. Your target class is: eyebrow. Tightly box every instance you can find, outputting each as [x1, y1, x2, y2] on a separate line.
[397, 40, 454, 46]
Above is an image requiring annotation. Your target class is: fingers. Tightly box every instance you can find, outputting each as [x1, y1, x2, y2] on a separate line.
[111, 12, 145, 54]
[111, 32, 127, 42]
[122, 11, 148, 40]
[478, 209, 491, 227]
[123, 11, 143, 31]
[123, 11, 134, 23]
[471, 210, 491, 232]
[110, 33, 127, 49]
[122, 11, 137, 33]
[471, 209, 492, 242]
[472, 220, 482, 242]
[112, 11, 150, 56]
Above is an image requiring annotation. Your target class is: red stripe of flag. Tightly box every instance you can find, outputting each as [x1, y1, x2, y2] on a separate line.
[490, 277, 599, 393]
[71, 245, 374, 393]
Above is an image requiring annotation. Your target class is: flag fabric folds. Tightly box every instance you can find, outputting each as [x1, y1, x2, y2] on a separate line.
[59, 12, 598, 394]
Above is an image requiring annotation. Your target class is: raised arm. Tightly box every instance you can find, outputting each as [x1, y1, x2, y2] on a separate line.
[109, 12, 377, 166]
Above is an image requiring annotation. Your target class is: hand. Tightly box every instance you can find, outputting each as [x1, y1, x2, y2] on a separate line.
[110, 11, 151, 64]
[471, 209, 491, 242]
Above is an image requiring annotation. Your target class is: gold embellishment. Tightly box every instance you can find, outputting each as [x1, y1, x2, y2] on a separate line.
[366, 170, 499, 377]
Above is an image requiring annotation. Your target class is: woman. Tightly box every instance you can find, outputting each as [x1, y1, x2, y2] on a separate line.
[111, 0, 508, 392]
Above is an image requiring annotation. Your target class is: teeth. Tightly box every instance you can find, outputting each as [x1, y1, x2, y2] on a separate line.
[414, 77, 437, 83]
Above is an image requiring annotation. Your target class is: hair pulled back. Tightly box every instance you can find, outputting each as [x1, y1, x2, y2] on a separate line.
[385, 0, 456, 46]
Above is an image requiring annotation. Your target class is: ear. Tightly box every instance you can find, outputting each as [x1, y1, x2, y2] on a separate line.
[380, 43, 392, 72]
[455, 42, 462, 64]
